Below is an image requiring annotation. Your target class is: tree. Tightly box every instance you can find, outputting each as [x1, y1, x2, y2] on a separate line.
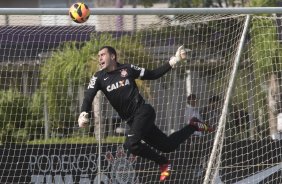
[249, 0, 282, 139]
[0, 89, 32, 143]
[139, 0, 160, 7]
[251, 21, 282, 139]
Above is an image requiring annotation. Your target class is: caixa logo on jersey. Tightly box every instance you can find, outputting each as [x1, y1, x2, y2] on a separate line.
[28, 147, 138, 184]
[106, 79, 130, 92]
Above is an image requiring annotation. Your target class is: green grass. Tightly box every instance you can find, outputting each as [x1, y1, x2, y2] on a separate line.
[27, 136, 125, 144]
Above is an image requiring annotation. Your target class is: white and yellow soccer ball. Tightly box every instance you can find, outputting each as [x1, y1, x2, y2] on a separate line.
[69, 2, 90, 23]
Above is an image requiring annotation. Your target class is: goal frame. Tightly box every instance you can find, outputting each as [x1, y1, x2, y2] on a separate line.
[1, 7, 282, 15]
[1, 7, 282, 184]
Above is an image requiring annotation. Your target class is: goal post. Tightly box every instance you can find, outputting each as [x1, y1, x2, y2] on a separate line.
[0, 7, 281, 184]
[203, 14, 252, 184]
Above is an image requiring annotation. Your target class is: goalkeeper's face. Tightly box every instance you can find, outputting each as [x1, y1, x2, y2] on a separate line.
[98, 48, 116, 71]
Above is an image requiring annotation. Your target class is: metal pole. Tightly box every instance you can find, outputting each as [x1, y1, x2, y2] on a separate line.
[44, 92, 49, 140]
[115, 0, 124, 31]
[97, 92, 103, 184]
[1, 7, 282, 15]
[247, 67, 256, 140]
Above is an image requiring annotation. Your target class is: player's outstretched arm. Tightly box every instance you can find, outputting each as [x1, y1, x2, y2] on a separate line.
[141, 45, 188, 80]
[78, 73, 100, 128]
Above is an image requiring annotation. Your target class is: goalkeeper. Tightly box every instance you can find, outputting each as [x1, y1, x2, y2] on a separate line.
[78, 45, 213, 181]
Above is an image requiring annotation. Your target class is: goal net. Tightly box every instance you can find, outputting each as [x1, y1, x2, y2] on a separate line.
[0, 8, 281, 184]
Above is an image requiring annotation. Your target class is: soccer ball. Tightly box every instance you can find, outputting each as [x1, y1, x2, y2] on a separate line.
[69, 2, 90, 23]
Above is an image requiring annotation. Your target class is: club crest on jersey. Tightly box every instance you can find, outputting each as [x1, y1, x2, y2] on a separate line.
[120, 69, 128, 77]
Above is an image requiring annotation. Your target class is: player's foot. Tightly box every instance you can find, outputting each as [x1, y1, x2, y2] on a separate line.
[160, 162, 171, 181]
[189, 118, 214, 132]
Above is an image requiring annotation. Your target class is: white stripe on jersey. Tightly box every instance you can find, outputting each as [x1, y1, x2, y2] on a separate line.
[140, 68, 145, 77]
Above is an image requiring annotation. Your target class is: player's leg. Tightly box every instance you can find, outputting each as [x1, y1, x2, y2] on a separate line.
[143, 118, 213, 153]
[142, 122, 211, 181]
[143, 123, 196, 153]
[189, 117, 214, 132]
[123, 131, 169, 165]
[123, 104, 171, 181]
[124, 136, 171, 181]
[123, 104, 168, 165]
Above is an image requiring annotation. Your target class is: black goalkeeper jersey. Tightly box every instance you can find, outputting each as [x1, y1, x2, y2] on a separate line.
[81, 62, 172, 120]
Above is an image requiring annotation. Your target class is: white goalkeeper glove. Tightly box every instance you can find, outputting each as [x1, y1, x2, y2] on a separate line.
[78, 112, 89, 128]
[169, 45, 188, 68]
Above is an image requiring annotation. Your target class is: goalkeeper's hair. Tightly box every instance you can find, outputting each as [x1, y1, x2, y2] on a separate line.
[99, 46, 117, 61]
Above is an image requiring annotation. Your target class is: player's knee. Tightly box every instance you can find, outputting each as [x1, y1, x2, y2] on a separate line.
[123, 141, 142, 155]
[131, 143, 142, 155]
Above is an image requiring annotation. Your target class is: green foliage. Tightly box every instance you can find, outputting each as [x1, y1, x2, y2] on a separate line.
[139, 0, 160, 7]
[170, 0, 193, 8]
[29, 90, 44, 117]
[251, 18, 279, 75]
[249, 17, 282, 138]
[250, 0, 277, 7]
[28, 136, 125, 144]
[0, 89, 31, 143]
[170, 0, 252, 8]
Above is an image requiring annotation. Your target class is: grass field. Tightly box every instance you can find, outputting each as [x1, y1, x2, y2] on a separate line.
[27, 136, 125, 144]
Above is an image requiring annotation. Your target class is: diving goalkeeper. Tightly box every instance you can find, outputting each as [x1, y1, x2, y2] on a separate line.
[78, 45, 213, 181]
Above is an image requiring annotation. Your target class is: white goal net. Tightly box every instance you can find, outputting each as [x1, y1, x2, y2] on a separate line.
[0, 8, 281, 184]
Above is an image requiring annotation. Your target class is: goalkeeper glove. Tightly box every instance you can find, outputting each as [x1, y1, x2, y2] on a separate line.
[78, 112, 89, 128]
[169, 45, 188, 68]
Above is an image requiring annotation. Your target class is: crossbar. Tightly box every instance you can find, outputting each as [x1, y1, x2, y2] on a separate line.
[0, 7, 282, 15]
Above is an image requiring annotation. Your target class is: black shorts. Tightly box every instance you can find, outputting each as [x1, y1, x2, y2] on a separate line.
[126, 103, 156, 144]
